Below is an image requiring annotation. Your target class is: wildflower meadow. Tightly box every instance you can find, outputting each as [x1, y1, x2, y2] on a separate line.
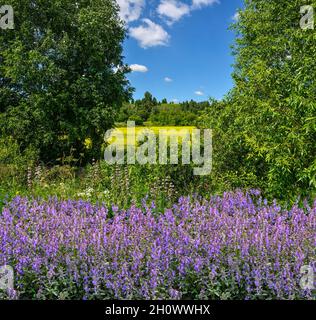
[1, 191, 315, 300]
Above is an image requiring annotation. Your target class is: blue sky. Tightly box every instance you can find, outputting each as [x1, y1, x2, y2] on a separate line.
[118, 0, 244, 102]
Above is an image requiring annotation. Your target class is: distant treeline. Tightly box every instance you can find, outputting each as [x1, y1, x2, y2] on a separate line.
[116, 91, 211, 126]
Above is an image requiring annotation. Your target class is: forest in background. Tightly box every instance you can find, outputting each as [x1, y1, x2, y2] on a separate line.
[0, 0, 315, 205]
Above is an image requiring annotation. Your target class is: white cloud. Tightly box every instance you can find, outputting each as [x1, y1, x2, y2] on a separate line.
[117, 0, 145, 22]
[191, 0, 219, 10]
[129, 19, 170, 48]
[172, 98, 179, 103]
[157, 1, 190, 25]
[123, 0, 219, 48]
[130, 64, 149, 72]
[195, 90, 204, 96]
[156, 0, 219, 26]
[164, 77, 173, 82]
[232, 12, 240, 22]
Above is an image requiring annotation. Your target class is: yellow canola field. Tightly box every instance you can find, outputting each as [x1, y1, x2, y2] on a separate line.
[107, 126, 196, 146]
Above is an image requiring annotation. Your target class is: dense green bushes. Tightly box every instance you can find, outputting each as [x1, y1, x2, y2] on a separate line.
[198, 0, 316, 201]
[0, 0, 131, 164]
[1, 0, 315, 204]
[232, 0, 316, 199]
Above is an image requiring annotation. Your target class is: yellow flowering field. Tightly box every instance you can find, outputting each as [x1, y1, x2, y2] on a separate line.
[107, 126, 196, 146]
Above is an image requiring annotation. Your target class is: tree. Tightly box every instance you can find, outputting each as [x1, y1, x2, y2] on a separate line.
[230, 0, 316, 198]
[133, 91, 157, 123]
[0, 0, 132, 163]
[161, 98, 168, 104]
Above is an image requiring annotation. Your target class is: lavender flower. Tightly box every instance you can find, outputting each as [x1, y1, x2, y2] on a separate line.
[0, 191, 314, 300]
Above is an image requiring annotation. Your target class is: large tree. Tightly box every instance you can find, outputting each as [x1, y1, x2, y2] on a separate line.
[231, 0, 316, 198]
[199, 1, 316, 199]
[0, 0, 132, 163]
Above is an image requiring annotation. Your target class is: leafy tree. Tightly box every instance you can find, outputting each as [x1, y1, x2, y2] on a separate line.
[202, 0, 316, 199]
[0, 0, 132, 164]
[161, 98, 168, 104]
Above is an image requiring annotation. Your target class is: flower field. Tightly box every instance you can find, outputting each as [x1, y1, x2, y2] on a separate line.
[107, 126, 196, 147]
[0, 190, 315, 300]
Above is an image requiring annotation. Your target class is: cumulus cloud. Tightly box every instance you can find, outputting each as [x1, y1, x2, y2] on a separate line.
[117, 0, 145, 22]
[130, 64, 149, 72]
[195, 90, 204, 96]
[157, 0, 219, 25]
[191, 0, 219, 9]
[164, 77, 173, 82]
[129, 19, 170, 48]
[157, 1, 190, 25]
[121, 0, 219, 48]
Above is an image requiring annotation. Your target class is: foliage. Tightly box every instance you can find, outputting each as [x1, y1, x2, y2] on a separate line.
[231, 0, 316, 198]
[199, 1, 316, 200]
[116, 92, 210, 126]
[0, 159, 198, 211]
[0, 0, 132, 164]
